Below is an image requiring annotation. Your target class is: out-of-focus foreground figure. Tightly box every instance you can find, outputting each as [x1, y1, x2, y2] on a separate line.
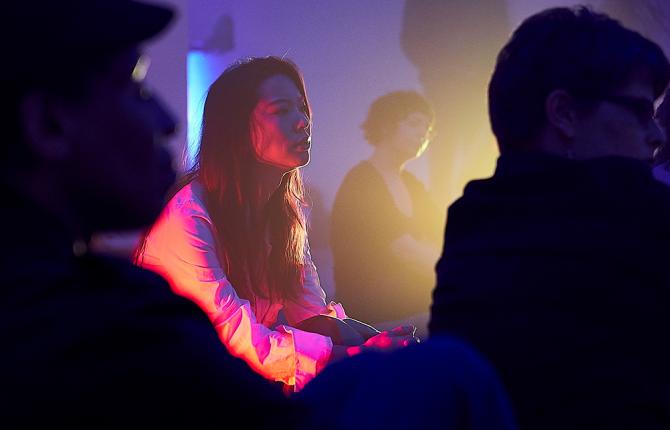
[0, 0, 297, 426]
[431, 6, 670, 430]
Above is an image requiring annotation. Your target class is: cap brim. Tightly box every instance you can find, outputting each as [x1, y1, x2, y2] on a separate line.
[103, 1, 175, 48]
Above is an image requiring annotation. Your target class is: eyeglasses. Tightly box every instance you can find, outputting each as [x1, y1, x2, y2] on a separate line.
[598, 94, 656, 125]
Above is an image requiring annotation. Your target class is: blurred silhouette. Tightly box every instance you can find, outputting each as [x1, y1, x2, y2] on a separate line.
[330, 91, 443, 337]
[136, 57, 418, 392]
[0, 0, 299, 426]
[297, 336, 518, 430]
[431, 6, 670, 429]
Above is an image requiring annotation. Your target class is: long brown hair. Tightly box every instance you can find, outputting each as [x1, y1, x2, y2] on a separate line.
[139, 57, 310, 302]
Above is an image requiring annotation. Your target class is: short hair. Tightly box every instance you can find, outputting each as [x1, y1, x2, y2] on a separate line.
[488, 6, 670, 152]
[362, 91, 434, 146]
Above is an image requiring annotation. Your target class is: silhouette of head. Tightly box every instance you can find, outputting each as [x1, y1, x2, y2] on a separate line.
[489, 6, 669, 161]
[5, 0, 177, 234]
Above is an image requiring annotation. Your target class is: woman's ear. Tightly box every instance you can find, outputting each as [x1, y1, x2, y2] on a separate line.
[18, 90, 73, 161]
[545, 89, 579, 140]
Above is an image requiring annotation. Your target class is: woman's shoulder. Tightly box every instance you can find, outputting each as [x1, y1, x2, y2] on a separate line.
[347, 160, 377, 177]
[339, 160, 384, 190]
[332, 161, 387, 220]
[143, 180, 216, 260]
[166, 180, 210, 218]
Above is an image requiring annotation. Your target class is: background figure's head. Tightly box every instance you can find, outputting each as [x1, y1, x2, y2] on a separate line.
[362, 91, 435, 160]
[5, 0, 177, 234]
[197, 56, 311, 194]
[489, 6, 670, 162]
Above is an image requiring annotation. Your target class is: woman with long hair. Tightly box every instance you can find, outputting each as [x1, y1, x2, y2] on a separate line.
[135, 57, 416, 392]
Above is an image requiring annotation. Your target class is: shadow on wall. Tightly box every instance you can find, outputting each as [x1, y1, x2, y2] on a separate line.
[401, 0, 511, 208]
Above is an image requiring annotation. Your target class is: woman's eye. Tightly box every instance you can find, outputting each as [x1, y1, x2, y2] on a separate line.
[269, 106, 288, 115]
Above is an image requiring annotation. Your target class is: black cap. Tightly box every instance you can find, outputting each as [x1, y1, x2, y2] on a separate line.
[5, 0, 175, 82]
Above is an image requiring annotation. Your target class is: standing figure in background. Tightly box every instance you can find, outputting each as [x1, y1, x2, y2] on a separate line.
[331, 91, 443, 338]
[136, 57, 417, 392]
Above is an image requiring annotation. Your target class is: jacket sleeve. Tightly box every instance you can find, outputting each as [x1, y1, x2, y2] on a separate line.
[139, 195, 333, 390]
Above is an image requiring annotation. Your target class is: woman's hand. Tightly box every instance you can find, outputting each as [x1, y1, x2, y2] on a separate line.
[346, 325, 419, 356]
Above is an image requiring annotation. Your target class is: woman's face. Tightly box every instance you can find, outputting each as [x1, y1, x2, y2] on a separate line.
[250, 74, 311, 172]
[389, 111, 433, 160]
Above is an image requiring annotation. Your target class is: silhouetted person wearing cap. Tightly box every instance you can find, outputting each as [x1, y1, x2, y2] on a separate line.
[430, 6, 670, 429]
[0, 0, 295, 426]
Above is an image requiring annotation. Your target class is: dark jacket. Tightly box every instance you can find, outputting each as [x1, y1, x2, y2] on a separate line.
[430, 152, 670, 429]
[0, 185, 297, 427]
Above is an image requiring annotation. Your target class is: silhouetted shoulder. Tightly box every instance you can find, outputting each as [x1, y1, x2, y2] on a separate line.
[0, 253, 294, 426]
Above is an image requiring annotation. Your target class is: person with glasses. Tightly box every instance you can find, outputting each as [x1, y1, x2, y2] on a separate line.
[430, 6, 670, 429]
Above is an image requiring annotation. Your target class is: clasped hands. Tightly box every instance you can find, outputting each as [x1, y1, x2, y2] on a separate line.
[346, 325, 419, 357]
